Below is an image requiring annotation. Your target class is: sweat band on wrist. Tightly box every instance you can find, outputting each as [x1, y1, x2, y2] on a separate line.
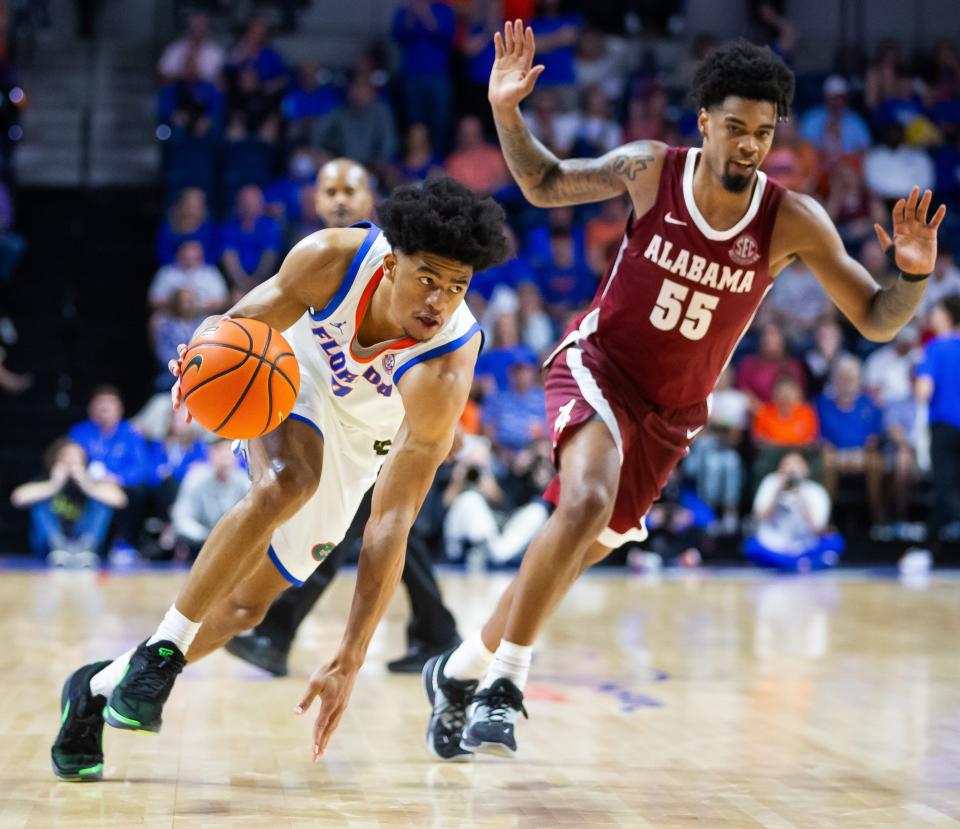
[884, 243, 931, 282]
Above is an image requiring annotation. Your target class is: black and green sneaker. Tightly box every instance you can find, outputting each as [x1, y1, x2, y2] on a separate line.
[104, 640, 185, 734]
[51, 660, 111, 781]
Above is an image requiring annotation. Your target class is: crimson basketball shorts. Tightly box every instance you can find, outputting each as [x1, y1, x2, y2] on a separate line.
[543, 345, 708, 548]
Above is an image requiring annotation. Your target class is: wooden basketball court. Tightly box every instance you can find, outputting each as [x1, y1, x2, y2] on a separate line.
[1, 566, 958, 828]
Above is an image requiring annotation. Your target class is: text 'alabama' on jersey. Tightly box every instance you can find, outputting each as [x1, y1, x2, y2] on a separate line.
[259, 221, 481, 586]
[549, 146, 785, 409]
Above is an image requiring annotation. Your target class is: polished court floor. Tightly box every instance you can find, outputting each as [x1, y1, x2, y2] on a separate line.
[0, 564, 958, 828]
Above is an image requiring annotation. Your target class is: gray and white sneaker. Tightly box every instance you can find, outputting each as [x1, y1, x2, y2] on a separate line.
[460, 677, 528, 758]
[423, 650, 477, 761]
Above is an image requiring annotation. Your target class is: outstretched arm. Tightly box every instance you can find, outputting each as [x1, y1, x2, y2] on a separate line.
[488, 20, 662, 207]
[783, 187, 946, 342]
[293, 332, 481, 760]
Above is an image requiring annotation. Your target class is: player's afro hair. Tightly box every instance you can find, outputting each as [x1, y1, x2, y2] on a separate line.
[692, 40, 795, 119]
[378, 177, 509, 273]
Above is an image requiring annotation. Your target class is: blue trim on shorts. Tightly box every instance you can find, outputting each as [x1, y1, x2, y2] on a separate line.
[286, 412, 323, 437]
[393, 323, 483, 384]
[309, 222, 380, 321]
[267, 544, 304, 587]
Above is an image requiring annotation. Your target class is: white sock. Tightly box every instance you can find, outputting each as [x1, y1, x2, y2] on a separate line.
[481, 640, 533, 692]
[444, 631, 495, 681]
[89, 648, 135, 698]
[147, 604, 202, 655]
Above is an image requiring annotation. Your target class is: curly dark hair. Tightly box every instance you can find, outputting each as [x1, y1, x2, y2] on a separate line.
[691, 40, 795, 119]
[378, 177, 509, 273]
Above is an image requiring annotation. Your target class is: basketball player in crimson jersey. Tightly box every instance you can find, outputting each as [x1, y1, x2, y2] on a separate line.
[51, 178, 508, 780]
[424, 23, 947, 760]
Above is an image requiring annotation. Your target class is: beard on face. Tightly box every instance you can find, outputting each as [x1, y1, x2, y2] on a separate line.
[721, 163, 753, 193]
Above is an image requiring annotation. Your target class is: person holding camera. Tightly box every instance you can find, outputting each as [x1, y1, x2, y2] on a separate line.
[745, 452, 844, 572]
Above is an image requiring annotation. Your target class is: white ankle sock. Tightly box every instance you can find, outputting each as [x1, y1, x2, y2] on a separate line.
[147, 604, 201, 655]
[481, 641, 533, 691]
[89, 648, 135, 699]
[444, 631, 495, 681]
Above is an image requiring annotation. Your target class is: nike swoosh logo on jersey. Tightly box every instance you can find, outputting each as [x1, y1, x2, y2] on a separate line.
[686, 425, 704, 440]
[665, 212, 687, 226]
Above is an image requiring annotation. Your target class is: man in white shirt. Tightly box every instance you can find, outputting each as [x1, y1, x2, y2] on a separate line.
[864, 124, 935, 200]
[148, 241, 228, 313]
[745, 452, 844, 571]
[158, 12, 225, 84]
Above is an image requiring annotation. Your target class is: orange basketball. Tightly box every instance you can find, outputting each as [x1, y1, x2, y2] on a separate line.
[179, 318, 300, 440]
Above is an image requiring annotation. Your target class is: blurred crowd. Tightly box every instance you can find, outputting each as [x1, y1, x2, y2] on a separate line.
[9, 0, 960, 571]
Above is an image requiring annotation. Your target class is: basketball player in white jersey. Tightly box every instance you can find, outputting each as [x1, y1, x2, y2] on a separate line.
[51, 177, 508, 779]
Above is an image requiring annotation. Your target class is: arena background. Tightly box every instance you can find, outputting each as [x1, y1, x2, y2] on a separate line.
[1, 0, 959, 567]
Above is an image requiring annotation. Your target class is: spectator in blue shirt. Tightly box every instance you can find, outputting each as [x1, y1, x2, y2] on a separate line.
[800, 76, 872, 156]
[482, 357, 547, 454]
[220, 184, 282, 296]
[816, 355, 885, 525]
[157, 187, 219, 265]
[460, 0, 501, 128]
[282, 61, 341, 146]
[916, 294, 960, 545]
[476, 310, 540, 392]
[226, 16, 288, 93]
[145, 410, 209, 524]
[264, 148, 318, 226]
[391, 0, 456, 153]
[535, 227, 598, 313]
[530, 0, 582, 106]
[68, 385, 152, 557]
[157, 53, 225, 141]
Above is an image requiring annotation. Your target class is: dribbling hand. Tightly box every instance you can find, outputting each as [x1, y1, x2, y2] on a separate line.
[168, 343, 192, 424]
[874, 186, 947, 276]
[293, 661, 359, 762]
[488, 20, 545, 112]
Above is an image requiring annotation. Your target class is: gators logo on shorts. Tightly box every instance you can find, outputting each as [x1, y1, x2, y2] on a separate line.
[312, 542, 335, 562]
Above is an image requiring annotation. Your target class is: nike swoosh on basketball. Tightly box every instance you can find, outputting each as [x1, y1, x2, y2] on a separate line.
[665, 212, 687, 226]
[686, 425, 704, 440]
[183, 354, 203, 377]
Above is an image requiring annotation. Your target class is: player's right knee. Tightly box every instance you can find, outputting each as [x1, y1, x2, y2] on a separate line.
[556, 481, 616, 537]
[248, 464, 320, 521]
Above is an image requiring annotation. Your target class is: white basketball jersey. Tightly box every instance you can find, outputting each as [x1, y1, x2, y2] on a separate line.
[283, 222, 481, 438]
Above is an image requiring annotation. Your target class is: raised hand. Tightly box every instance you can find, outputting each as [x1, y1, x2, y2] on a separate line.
[874, 186, 947, 276]
[488, 19, 545, 112]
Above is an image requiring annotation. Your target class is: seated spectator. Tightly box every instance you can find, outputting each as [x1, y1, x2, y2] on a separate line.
[390, 123, 444, 187]
[574, 27, 625, 102]
[68, 386, 151, 558]
[149, 288, 205, 391]
[445, 115, 510, 196]
[264, 147, 318, 226]
[475, 311, 539, 392]
[736, 323, 807, 406]
[471, 224, 536, 301]
[915, 294, 960, 549]
[745, 452, 844, 572]
[816, 355, 884, 525]
[146, 409, 208, 511]
[535, 227, 598, 313]
[645, 468, 713, 564]
[148, 240, 228, 313]
[313, 74, 398, 175]
[761, 117, 819, 194]
[442, 437, 504, 563]
[158, 52, 225, 141]
[824, 158, 883, 250]
[918, 245, 960, 322]
[870, 67, 927, 132]
[529, 0, 582, 106]
[572, 85, 622, 157]
[523, 89, 580, 158]
[752, 374, 819, 482]
[156, 187, 219, 266]
[482, 357, 547, 456]
[281, 60, 340, 146]
[171, 440, 249, 559]
[157, 11, 224, 85]
[516, 280, 555, 356]
[623, 84, 672, 143]
[585, 195, 630, 276]
[803, 317, 851, 396]
[225, 64, 282, 143]
[864, 123, 935, 200]
[765, 261, 830, 348]
[225, 16, 288, 99]
[863, 322, 921, 408]
[391, 0, 456, 155]
[220, 184, 282, 296]
[11, 438, 127, 566]
[686, 366, 749, 535]
[864, 40, 902, 113]
[799, 76, 872, 162]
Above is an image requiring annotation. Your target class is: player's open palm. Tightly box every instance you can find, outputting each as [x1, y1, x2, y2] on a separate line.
[294, 662, 358, 761]
[488, 19, 545, 111]
[874, 186, 947, 276]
